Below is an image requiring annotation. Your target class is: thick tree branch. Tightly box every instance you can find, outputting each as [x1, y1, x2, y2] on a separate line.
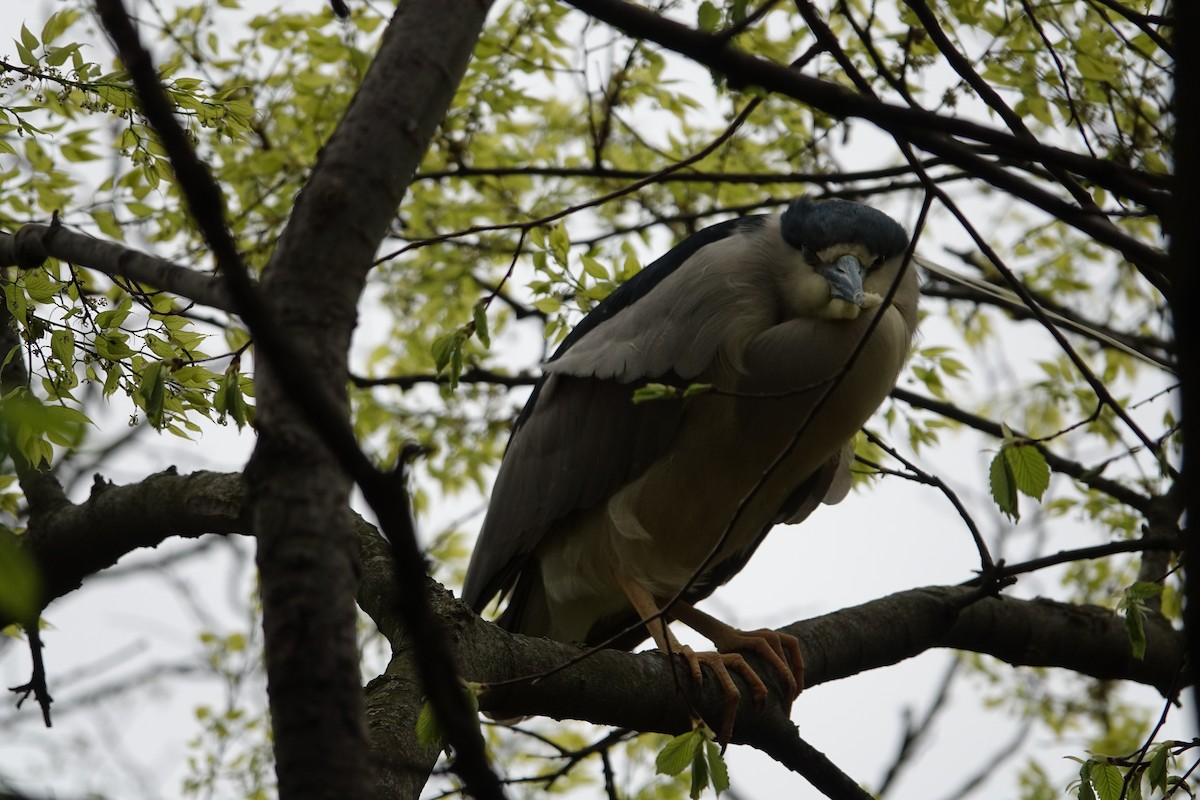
[364, 565, 1185, 797]
[10, 468, 1187, 795]
[13, 469, 1185, 698]
[0, 224, 234, 311]
[356, 521, 1187, 727]
[94, 1, 383, 794]
[6, 470, 247, 623]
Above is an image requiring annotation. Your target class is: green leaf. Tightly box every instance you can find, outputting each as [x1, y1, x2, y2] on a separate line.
[414, 699, 444, 753]
[414, 683, 480, 754]
[1090, 763, 1123, 800]
[697, 2, 721, 31]
[95, 332, 137, 361]
[1147, 744, 1169, 791]
[1123, 602, 1147, 660]
[41, 9, 80, 45]
[580, 255, 608, 280]
[989, 451, 1019, 521]
[215, 363, 250, 429]
[579, 282, 615, 304]
[705, 739, 729, 795]
[1078, 761, 1097, 800]
[1125, 581, 1165, 602]
[94, 299, 133, 331]
[548, 221, 570, 268]
[472, 301, 491, 349]
[657, 726, 726, 798]
[50, 329, 74, 366]
[1003, 443, 1050, 500]
[431, 331, 464, 373]
[102, 362, 122, 397]
[3, 391, 92, 463]
[91, 208, 124, 240]
[431, 329, 469, 390]
[23, 270, 58, 303]
[621, 251, 642, 280]
[1120, 582, 1162, 660]
[20, 23, 39, 53]
[532, 297, 561, 314]
[4, 283, 28, 326]
[1126, 768, 1143, 800]
[138, 361, 167, 428]
[632, 383, 679, 404]
[689, 740, 709, 799]
[655, 730, 701, 777]
[0, 529, 42, 623]
[38, 403, 91, 446]
[16, 41, 37, 69]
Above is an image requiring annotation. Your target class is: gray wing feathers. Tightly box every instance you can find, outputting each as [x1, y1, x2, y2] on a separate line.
[461, 373, 682, 609]
[546, 232, 774, 382]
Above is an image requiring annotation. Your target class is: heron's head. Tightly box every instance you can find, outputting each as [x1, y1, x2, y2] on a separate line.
[778, 198, 911, 320]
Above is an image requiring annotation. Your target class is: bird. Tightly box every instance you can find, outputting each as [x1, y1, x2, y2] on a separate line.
[463, 197, 919, 739]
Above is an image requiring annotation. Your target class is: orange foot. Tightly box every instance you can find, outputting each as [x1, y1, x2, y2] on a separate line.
[709, 626, 805, 702]
[671, 603, 805, 699]
[677, 646, 765, 744]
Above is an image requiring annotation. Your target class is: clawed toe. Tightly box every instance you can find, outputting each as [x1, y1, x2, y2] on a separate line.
[681, 650, 755, 744]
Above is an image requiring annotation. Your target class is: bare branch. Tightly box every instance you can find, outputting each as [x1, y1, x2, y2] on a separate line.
[876, 658, 962, 797]
[413, 159, 953, 186]
[891, 387, 1157, 513]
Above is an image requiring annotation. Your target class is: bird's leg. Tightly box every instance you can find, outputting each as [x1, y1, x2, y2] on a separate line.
[669, 601, 804, 703]
[613, 574, 747, 743]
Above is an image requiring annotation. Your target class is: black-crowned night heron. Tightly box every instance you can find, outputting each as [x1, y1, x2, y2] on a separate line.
[463, 198, 918, 738]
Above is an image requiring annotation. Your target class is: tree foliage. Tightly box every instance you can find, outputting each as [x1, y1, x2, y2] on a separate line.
[0, 1, 1188, 799]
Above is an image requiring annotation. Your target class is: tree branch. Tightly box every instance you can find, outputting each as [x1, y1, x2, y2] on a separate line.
[14, 469, 1185, 698]
[891, 387, 1156, 513]
[919, 279, 1174, 371]
[0, 224, 234, 312]
[10, 467, 1187, 794]
[6, 470, 247, 624]
[413, 159, 952, 185]
[562, 0, 1171, 283]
